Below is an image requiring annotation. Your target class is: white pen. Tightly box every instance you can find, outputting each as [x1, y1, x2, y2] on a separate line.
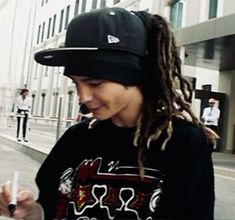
[8, 171, 19, 217]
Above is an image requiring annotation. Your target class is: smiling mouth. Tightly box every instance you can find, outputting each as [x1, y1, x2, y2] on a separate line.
[89, 106, 101, 113]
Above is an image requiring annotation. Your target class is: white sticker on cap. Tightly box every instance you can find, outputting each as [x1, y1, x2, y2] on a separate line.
[107, 35, 120, 44]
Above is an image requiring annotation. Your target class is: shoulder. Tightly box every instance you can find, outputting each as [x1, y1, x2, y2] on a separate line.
[172, 117, 204, 137]
[171, 117, 209, 152]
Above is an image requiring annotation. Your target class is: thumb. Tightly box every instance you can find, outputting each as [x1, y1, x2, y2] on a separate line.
[17, 190, 34, 202]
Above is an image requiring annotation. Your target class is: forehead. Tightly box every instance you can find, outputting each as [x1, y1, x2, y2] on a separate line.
[70, 75, 97, 82]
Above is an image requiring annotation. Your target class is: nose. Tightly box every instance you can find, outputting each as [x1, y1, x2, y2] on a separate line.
[77, 85, 93, 103]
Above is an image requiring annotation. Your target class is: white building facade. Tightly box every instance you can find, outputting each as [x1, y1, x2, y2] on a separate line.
[5, 0, 235, 153]
[0, 0, 37, 127]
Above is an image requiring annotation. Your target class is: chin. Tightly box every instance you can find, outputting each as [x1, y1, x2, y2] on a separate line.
[93, 114, 110, 121]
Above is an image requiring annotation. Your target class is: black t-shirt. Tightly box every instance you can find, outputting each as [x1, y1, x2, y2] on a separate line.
[36, 117, 214, 220]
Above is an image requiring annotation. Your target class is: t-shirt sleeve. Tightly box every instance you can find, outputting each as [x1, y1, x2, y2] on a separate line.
[35, 125, 78, 219]
[180, 129, 215, 219]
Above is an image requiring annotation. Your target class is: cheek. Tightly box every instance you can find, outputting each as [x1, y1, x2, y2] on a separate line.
[103, 88, 129, 110]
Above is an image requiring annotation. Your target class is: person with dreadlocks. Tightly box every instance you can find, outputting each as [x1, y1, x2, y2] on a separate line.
[0, 7, 217, 220]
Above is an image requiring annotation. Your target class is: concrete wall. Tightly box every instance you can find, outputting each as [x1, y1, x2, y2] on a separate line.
[219, 70, 235, 152]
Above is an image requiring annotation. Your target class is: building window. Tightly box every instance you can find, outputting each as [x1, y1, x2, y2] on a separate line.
[41, 22, 45, 42]
[52, 14, 56, 36]
[34, 64, 38, 79]
[74, 0, 80, 16]
[202, 84, 212, 91]
[114, 0, 120, 4]
[40, 93, 46, 116]
[209, 0, 218, 19]
[100, 0, 106, 8]
[53, 92, 59, 116]
[81, 0, 86, 12]
[43, 66, 48, 77]
[37, 25, 41, 44]
[92, 0, 97, 9]
[65, 5, 70, 29]
[59, 9, 64, 33]
[47, 17, 51, 39]
[31, 94, 35, 115]
[170, 0, 183, 28]
[67, 91, 74, 126]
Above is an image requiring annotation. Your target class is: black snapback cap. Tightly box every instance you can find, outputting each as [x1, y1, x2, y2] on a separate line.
[34, 7, 148, 85]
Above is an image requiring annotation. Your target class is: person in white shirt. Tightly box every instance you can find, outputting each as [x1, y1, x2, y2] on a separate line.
[202, 98, 220, 133]
[16, 88, 31, 142]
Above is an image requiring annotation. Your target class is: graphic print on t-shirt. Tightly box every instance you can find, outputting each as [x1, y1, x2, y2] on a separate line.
[54, 157, 163, 219]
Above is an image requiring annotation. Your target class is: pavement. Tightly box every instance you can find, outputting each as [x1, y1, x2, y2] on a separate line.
[1, 117, 235, 174]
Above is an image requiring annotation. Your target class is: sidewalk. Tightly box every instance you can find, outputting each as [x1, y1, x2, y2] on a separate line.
[0, 121, 57, 163]
[0, 120, 235, 176]
[213, 152, 235, 178]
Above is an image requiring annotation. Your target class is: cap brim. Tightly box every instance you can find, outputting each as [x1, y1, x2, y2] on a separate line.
[34, 47, 98, 66]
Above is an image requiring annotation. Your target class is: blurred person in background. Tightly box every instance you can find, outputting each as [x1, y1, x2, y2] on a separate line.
[202, 98, 220, 134]
[16, 88, 30, 142]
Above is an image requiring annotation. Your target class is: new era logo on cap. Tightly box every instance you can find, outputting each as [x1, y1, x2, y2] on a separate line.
[107, 35, 120, 44]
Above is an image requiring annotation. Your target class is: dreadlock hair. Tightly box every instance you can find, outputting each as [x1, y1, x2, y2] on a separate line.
[133, 12, 219, 179]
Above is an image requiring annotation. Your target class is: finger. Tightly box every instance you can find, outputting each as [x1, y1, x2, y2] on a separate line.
[17, 190, 34, 202]
[1, 181, 11, 203]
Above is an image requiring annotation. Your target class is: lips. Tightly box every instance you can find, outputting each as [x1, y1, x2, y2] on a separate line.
[88, 106, 101, 114]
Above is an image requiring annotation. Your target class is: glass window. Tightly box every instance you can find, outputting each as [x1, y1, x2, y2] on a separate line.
[92, 0, 97, 9]
[59, 9, 64, 33]
[74, 0, 80, 16]
[41, 93, 46, 116]
[41, 22, 45, 42]
[47, 17, 51, 39]
[100, 0, 106, 8]
[81, 0, 86, 12]
[37, 25, 41, 44]
[170, 0, 183, 28]
[52, 14, 56, 36]
[202, 84, 212, 91]
[114, 0, 120, 4]
[209, 0, 218, 19]
[53, 92, 59, 116]
[31, 94, 35, 115]
[34, 64, 38, 79]
[65, 5, 70, 29]
[44, 66, 48, 77]
[67, 91, 74, 127]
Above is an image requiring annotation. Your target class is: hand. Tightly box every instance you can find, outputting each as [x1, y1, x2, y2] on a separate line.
[0, 181, 42, 219]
